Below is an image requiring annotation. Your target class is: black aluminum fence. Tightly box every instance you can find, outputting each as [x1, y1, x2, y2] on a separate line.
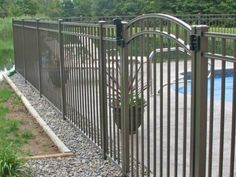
[55, 14, 236, 33]
[13, 14, 236, 177]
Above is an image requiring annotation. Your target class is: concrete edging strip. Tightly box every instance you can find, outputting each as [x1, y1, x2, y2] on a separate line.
[3, 74, 71, 154]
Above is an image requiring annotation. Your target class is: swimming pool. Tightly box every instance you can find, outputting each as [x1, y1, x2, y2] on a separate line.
[178, 71, 233, 102]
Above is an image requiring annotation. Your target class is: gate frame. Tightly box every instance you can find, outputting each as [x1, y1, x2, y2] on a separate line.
[114, 14, 209, 177]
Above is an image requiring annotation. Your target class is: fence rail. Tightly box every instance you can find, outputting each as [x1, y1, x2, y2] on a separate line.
[13, 14, 236, 177]
[50, 14, 236, 33]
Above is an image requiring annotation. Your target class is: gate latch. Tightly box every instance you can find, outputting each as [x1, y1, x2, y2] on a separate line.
[114, 18, 125, 47]
[190, 34, 200, 51]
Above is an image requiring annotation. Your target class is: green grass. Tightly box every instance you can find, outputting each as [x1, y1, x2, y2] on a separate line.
[0, 143, 32, 177]
[0, 88, 13, 102]
[0, 17, 14, 70]
[0, 84, 33, 177]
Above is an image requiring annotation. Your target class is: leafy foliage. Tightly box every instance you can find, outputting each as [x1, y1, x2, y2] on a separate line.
[0, 0, 236, 18]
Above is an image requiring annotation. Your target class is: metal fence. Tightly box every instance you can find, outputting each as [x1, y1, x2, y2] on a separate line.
[13, 13, 236, 177]
[54, 14, 236, 33]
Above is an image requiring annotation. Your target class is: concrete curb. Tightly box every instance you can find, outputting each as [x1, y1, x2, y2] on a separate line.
[3, 74, 71, 154]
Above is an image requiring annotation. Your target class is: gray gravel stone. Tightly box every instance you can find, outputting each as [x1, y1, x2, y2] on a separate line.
[10, 73, 122, 177]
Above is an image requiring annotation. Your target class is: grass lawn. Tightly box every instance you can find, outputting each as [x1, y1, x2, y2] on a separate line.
[0, 18, 14, 70]
[0, 80, 59, 176]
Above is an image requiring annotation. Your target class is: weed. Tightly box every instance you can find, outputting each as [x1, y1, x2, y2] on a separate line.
[12, 95, 22, 105]
[0, 143, 33, 177]
[22, 130, 33, 140]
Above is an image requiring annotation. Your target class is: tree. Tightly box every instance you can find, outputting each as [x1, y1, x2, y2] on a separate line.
[20, 0, 39, 16]
[38, 0, 62, 17]
[74, 0, 92, 16]
[61, 0, 75, 17]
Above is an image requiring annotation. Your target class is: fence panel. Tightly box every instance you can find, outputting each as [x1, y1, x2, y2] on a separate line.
[12, 14, 236, 177]
[203, 32, 236, 177]
[24, 21, 39, 89]
[39, 21, 62, 110]
[61, 22, 104, 147]
[13, 20, 24, 76]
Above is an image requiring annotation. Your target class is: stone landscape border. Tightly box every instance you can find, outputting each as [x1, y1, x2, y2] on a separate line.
[3, 74, 74, 160]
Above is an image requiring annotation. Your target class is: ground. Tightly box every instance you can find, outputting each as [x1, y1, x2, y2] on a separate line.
[0, 80, 59, 156]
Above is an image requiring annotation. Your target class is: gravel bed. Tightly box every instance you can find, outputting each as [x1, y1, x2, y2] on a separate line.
[10, 73, 122, 177]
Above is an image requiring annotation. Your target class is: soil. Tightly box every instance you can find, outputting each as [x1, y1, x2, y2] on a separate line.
[1, 81, 60, 156]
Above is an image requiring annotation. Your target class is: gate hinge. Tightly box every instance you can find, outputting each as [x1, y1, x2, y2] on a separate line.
[190, 34, 200, 51]
[114, 18, 125, 47]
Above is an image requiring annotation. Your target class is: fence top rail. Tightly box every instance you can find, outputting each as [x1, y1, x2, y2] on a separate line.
[204, 53, 236, 63]
[62, 21, 99, 28]
[177, 14, 236, 17]
[204, 32, 236, 40]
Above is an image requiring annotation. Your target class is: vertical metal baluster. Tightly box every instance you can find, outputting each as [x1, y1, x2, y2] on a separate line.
[65, 24, 70, 120]
[75, 26, 79, 127]
[141, 20, 145, 177]
[129, 25, 134, 175]
[73, 25, 77, 125]
[167, 21, 171, 177]
[71, 25, 75, 124]
[175, 24, 179, 177]
[135, 23, 140, 177]
[208, 37, 215, 177]
[74, 25, 78, 126]
[80, 25, 85, 132]
[67, 25, 71, 121]
[69, 25, 72, 122]
[107, 27, 112, 157]
[160, 19, 164, 177]
[146, 20, 151, 177]
[85, 26, 90, 137]
[91, 26, 96, 143]
[77, 25, 81, 129]
[111, 27, 117, 160]
[99, 21, 108, 159]
[218, 38, 226, 177]
[182, 29, 188, 177]
[115, 31, 120, 164]
[83, 25, 88, 135]
[88, 26, 93, 140]
[58, 19, 66, 120]
[230, 40, 236, 177]
[95, 26, 100, 146]
[22, 19, 26, 83]
[36, 19, 42, 97]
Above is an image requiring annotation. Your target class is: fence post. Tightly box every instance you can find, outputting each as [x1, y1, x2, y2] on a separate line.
[12, 18, 17, 71]
[21, 19, 26, 83]
[120, 22, 130, 176]
[99, 21, 108, 159]
[190, 25, 208, 177]
[36, 18, 42, 97]
[58, 19, 66, 120]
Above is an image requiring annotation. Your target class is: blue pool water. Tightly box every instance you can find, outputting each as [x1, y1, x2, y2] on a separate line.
[178, 76, 233, 102]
